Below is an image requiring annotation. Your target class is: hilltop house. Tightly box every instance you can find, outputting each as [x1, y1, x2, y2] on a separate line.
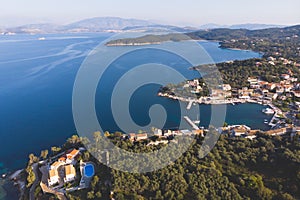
[64, 164, 76, 183]
[66, 149, 80, 164]
[50, 161, 64, 170]
[58, 157, 66, 163]
[48, 169, 59, 186]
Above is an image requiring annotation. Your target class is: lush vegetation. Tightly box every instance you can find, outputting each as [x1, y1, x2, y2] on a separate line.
[26, 132, 300, 200]
[188, 25, 300, 61]
[216, 59, 300, 88]
[109, 132, 300, 200]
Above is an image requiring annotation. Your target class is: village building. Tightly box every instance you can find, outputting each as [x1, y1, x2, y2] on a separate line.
[221, 84, 232, 91]
[128, 133, 136, 141]
[281, 74, 290, 80]
[231, 126, 250, 137]
[264, 128, 287, 136]
[135, 133, 148, 141]
[153, 128, 163, 137]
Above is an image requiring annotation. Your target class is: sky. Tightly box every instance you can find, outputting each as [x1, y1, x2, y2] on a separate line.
[0, 0, 299, 27]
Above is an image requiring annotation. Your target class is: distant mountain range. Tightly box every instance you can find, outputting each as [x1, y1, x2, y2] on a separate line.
[0, 17, 288, 34]
[60, 17, 155, 32]
[199, 23, 286, 30]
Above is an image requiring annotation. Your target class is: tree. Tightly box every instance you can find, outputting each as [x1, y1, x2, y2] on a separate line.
[91, 175, 100, 189]
[67, 135, 81, 144]
[26, 166, 36, 188]
[87, 191, 95, 199]
[51, 146, 61, 155]
[93, 131, 102, 143]
[95, 191, 102, 198]
[40, 150, 48, 159]
[83, 151, 90, 162]
[28, 153, 39, 165]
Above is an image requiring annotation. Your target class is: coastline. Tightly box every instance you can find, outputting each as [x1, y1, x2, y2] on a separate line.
[0, 177, 20, 200]
[158, 92, 264, 105]
[105, 38, 205, 47]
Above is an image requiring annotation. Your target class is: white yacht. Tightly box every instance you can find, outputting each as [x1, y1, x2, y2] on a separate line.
[262, 108, 275, 115]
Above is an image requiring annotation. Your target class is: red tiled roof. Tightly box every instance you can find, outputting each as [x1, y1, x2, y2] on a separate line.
[58, 157, 66, 161]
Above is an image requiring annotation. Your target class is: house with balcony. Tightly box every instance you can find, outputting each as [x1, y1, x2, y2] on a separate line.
[48, 169, 59, 186]
[64, 164, 76, 183]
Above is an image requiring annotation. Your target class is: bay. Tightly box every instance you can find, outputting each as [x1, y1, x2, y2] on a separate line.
[0, 33, 266, 173]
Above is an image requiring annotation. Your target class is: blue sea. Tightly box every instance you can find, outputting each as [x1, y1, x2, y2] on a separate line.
[0, 33, 269, 175]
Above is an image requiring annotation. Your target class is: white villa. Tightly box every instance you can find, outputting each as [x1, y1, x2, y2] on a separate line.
[66, 149, 80, 164]
[48, 169, 59, 186]
[48, 148, 80, 187]
[64, 165, 76, 183]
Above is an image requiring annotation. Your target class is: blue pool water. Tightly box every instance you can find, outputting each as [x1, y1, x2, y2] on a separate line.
[84, 164, 94, 177]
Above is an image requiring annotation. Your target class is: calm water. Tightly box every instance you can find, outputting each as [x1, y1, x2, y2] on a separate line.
[0, 33, 266, 174]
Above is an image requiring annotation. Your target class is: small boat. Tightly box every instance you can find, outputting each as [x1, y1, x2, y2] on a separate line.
[262, 108, 275, 114]
[193, 120, 200, 125]
[38, 37, 46, 41]
[193, 114, 200, 125]
[264, 119, 268, 124]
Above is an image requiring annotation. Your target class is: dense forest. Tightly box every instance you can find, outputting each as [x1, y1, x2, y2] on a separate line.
[27, 132, 300, 200]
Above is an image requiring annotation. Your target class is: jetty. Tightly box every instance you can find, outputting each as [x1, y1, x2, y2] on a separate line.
[186, 100, 194, 110]
[183, 116, 200, 130]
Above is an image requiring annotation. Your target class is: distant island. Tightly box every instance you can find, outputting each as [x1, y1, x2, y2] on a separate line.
[105, 33, 192, 46]
[106, 25, 300, 60]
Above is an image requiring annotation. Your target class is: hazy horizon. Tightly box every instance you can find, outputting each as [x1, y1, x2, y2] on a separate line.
[0, 16, 298, 29]
[0, 0, 299, 27]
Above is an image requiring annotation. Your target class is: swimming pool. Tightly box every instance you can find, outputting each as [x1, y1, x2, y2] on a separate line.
[84, 164, 94, 178]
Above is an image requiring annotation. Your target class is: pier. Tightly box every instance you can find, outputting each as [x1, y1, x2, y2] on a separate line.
[183, 116, 200, 130]
[186, 100, 194, 110]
